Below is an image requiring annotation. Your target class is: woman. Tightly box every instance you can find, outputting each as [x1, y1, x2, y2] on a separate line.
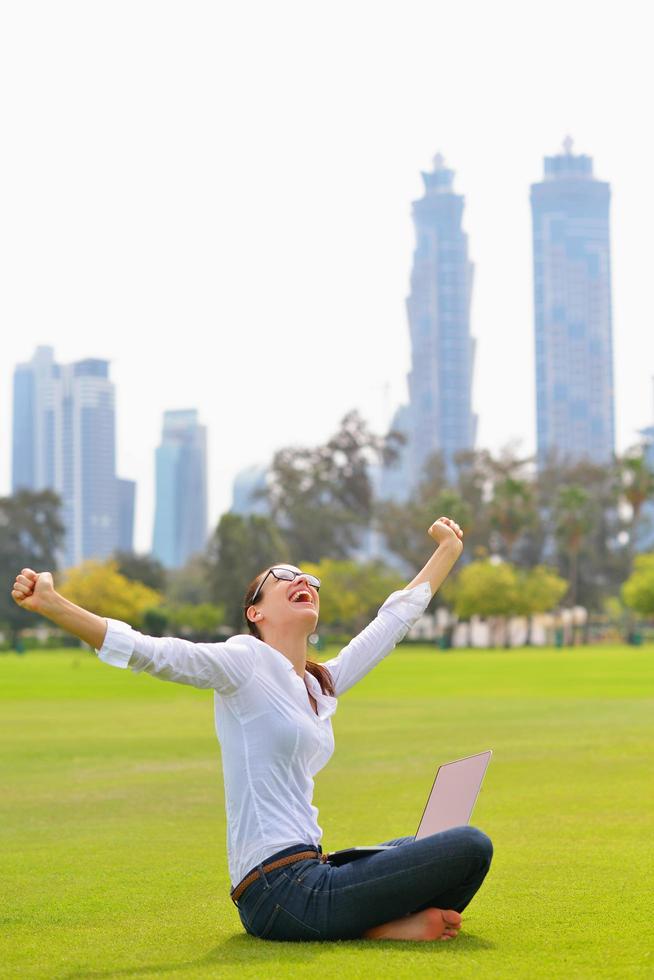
[11, 515, 492, 943]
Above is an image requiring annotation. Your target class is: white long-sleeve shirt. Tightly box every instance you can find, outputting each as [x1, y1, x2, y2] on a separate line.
[96, 581, 432, 886]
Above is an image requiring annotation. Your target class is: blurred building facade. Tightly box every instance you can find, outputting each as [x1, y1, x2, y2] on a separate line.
[116, 478, 137, 553]
[531, 138, 615, 467]
[152, 409, 208, 568]
[380, 154, 476, 500]
[12, 346, 134, 565]
[230, 463, 270, 516]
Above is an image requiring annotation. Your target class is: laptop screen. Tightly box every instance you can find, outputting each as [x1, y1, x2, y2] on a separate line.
[415, 750, 492, 839]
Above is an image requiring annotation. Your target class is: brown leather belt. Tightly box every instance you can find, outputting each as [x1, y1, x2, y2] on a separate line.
[230, 849, 327, 905]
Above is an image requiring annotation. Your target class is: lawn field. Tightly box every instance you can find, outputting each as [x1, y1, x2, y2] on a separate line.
[1, 644, 653, 979]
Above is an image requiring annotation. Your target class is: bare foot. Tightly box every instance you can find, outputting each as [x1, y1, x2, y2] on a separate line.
[362, 907, 462, 942]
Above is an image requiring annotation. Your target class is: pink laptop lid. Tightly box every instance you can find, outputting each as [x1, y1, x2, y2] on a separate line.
[415, 750, 492, 839]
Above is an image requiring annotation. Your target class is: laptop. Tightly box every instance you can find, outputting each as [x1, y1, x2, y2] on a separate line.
[325, 750, 492, 866]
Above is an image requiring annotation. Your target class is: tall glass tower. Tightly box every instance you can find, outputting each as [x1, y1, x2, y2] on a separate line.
[531, 138, 615, 466]
[381, 154, 476, 499]
[152, 410, 208, 568]
[11, 347, 131, 566]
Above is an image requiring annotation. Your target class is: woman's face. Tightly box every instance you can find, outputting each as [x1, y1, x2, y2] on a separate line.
[248, 564, 320, 637]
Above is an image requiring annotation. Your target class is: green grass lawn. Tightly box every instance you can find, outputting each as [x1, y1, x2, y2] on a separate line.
[2, 643, 653, 979]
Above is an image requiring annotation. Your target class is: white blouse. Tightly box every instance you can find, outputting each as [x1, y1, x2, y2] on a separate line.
[96, 580, 432, 886]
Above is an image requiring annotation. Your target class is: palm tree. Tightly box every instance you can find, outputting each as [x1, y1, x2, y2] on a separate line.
[618, 449, 654, 560]
[488, 476, 538, 561]
[554, 485, 593, 606]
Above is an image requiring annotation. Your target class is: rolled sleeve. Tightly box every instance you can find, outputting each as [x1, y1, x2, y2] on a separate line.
[323, 581, 433, 696]
[377, 581, 433, 628]
[96, 618, 136, 668]
[94, 620, 257, 694]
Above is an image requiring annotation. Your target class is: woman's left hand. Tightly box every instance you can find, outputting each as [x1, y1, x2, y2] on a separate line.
[428, 516, 464, 548]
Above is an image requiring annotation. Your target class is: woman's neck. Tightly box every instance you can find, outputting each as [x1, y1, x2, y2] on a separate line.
[260, 628, 308, 676]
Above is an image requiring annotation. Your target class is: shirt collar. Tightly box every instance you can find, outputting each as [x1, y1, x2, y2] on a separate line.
[251, 637, 337, 719]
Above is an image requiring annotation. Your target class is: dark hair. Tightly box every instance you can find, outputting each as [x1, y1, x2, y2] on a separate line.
[243, 566, 335, 697]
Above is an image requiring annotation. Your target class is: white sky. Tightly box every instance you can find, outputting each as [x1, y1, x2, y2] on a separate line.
[1, 0, 653, 552]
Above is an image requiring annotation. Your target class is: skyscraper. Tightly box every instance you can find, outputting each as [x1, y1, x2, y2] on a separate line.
[231, 463, 270, 516]
[380, 154, 476, 499]
[116, 478, 137, 553]
[152, 410, 208, 568]
[12, 346, 58, 492]
[12, 347, 133, 566]
[531, 138, 615, 467]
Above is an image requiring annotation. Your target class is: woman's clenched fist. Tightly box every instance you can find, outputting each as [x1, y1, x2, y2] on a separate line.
[11, 568, 55, 614]
[428, 516, 464, 549]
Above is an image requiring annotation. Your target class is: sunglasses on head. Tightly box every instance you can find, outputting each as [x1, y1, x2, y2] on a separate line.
[251, 566, 321, 605]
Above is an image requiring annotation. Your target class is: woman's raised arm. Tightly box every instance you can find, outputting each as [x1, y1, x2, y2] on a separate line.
[11, 567, 255, 694]
[405, 516, 464, 595]
[323, 516, 464, 697]
[12, 568, 107, 648]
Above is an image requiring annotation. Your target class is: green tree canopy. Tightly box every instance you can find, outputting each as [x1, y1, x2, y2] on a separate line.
[488, 476, 538, 560]
[301, 559, 406, 633]
[165, 553, 213, 605]
[164, 603, 226, 639]
[618, 448, 654, 559]
[59, 560, 162, 629]
[516, 565, 568, 616]
[0, 489, 65, 643]
[206, 512, 290, 629]
[263, 410, 403, 563]
[622, 554, 654, 615]
[446, 560, 520, 619]
[553, 485, 594, 606]
[445, 559, 566, 620]
[113, 551, 167, 591]
[538, 455, 626, 610]
[376, 487, 472, 572]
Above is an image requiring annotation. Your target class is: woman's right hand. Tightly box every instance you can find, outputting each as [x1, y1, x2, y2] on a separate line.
[11, 568, 56, 615]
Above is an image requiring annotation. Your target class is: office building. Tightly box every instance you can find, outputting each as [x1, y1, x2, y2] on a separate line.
[12, 347, 133, 566]
[152, 409, 208, 568]
[531, 137, 615, 466]
[380, 154, 476, 499]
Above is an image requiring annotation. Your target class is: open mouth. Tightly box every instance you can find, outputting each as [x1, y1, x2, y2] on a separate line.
[289, 589, 314, 606]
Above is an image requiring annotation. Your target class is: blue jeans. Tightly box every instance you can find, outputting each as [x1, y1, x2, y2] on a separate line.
[235, 826, 493, 941]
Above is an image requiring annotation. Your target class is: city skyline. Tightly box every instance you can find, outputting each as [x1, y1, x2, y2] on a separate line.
[2, 1, 653, 552]
[5, 136, 653, 554]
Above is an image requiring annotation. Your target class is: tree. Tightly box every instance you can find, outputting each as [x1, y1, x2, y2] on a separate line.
[445, 560, 520, 620]
[206, 513, 290, 629]
[0, 489, 65, 645]
[618, 449, 654, 559]
[301, 559, 406, 633]
[376, 487, 472, 573]
[165, 603, 226, 640]
[538, 455, 627, 610]
[262, 410, 403, 563]
[515, 565, 568, 616]
[553, 485, 594, 606]
[488, 476, 538, 561]
[444, 559, 566, 646]
[452, 449, 494, 558]
[377, 446, 540, 573]
[165, 552, 213, 605]
[113, 551, 167, 591]
[59, 561, 162, 629]
[622, 554, 654, 615]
